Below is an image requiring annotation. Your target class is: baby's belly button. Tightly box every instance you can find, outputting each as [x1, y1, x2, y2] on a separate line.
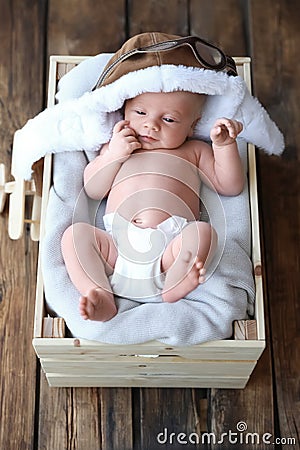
[132, 210, 171, 228]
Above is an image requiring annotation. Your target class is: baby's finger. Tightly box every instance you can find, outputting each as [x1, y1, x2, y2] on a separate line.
[229, 121, 243, 138]
[215, 125, 222, 135]
[236, 120, 243, 134]
[124, 135, 140, 144]
[120, 126, 137, 138]
[128, 140, 142, 152]
[228, 123, 238, 139]
[112, 120, 130, 134]
[218, 119, 238, 138]
[222, 118, 243, 136]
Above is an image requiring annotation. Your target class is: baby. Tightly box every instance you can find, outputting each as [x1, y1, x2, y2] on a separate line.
[61, 90, 244, 321]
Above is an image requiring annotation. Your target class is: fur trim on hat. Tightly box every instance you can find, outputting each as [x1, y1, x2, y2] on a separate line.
[13, 42, 284, 180]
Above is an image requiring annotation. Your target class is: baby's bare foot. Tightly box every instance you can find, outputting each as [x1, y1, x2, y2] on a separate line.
[162, 251, 206, 303]
[79, 287, 117, 322]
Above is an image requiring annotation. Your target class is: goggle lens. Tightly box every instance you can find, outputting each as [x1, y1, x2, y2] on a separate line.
[138, 38, 225, 68]
[194, 40, 223, 66]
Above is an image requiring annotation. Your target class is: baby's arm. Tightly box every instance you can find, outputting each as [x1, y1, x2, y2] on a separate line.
[199, 118, 245, 196]
[84, 120, 141, 199]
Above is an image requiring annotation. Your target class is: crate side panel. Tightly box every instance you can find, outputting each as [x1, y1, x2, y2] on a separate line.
[33, 338, 265, 361]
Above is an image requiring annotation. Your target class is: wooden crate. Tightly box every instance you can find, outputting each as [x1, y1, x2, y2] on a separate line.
[29, 55, 265, 388]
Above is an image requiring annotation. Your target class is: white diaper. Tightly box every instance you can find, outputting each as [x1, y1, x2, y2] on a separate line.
[103, 212, 188, 301]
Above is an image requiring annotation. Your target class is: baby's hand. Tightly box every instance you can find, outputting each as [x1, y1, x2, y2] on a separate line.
[210, 118, 243, 147]
[109, 120, 141, 158]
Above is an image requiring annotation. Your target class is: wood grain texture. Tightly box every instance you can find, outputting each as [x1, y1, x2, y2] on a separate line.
[196, 2, 275, 445]
[127, 3, 209, 447]
[190, 0, 247, 55]
[38, 380, 101, 450]
[209, 349, 274, 449]
[48, 0, 126, 55]
[100, 388, 133, 450]
[37, 4, 134, 450]
[234, 320, 257, 340]
[250, 1, 300, 445]
[1, 0, 299, 448]
[128, 0, 189, 36]
[138, 388, 207, 450]
[0, 0, 46, 449]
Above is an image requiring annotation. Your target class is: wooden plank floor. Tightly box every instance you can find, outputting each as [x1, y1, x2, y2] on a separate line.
[0, 1, 299, 449]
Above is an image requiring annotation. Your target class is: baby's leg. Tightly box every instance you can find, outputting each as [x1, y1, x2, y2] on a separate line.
[161, 221, 217, 303]
[61, 222, 118, 321]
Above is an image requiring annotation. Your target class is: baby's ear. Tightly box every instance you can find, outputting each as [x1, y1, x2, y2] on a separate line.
[189, 117, 201, 137]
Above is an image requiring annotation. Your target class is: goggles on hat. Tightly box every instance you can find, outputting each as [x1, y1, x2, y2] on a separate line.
[94, 35, 237, 89]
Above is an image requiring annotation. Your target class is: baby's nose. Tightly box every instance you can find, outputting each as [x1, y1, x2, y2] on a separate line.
[144, 118, 160, 131]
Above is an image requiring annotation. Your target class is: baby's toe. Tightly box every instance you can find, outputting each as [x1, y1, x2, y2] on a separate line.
[199, 267, 206, 276]
[195, 259, 204, 269]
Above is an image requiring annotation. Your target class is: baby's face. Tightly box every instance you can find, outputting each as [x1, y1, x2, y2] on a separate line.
[124, 91, 204, 150]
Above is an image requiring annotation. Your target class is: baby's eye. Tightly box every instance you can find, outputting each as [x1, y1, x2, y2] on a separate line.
[135, 110, 146, 115]
[163, 117, 176, 123]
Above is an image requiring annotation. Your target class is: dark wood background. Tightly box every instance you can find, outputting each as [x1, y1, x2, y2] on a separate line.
[0, 1, 299, 449]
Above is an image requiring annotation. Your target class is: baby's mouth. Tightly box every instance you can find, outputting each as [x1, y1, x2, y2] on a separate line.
[138, 135, 158, 143]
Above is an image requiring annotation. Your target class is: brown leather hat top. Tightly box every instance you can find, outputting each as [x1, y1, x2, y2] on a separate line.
[98, 32, 206, 88]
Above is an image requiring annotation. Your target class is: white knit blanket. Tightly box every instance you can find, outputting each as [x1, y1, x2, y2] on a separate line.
[41, 140, 254, 344]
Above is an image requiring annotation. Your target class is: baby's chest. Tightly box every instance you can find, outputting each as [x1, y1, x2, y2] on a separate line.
[115, 152, 200, 187]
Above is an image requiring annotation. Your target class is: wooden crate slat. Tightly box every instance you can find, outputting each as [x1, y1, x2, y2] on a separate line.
[40, 358, 256, 377]
[46, 374, 249, 389]
[33, 337, 265, 361]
